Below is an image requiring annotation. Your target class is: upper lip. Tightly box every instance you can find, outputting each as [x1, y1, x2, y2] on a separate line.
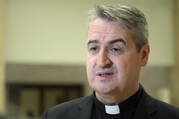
[96, 71, 114, 76]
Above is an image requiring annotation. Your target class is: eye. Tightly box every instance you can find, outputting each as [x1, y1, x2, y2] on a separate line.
[90, 47, 98, 51]
[109, 47, 124, 54]
[88, 46, 99, 54]
[110, 48, 121, 53]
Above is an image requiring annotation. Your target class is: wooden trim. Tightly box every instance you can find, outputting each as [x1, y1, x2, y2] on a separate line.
[6, 83, 84, 116]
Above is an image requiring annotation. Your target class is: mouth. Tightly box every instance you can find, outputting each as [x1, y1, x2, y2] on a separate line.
[96, 71, 114, 79]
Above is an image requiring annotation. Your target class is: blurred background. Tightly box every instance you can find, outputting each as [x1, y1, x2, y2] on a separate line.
[0, 0, 179, 119]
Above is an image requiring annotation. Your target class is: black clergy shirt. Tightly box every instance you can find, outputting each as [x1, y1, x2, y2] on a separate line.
[92, 86, 143, 119]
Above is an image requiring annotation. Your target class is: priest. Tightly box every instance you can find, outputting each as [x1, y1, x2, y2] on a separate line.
[41, 4, 179, 119]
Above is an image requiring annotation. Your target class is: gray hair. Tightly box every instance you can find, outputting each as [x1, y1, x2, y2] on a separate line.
[88, 4, 148, 52]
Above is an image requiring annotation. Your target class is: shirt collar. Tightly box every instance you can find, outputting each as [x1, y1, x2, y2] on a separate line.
[92, 85, 143, 115]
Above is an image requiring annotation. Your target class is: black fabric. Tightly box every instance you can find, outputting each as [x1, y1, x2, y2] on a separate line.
[92, 86, 142, 119]
[40, 85, 179, 119]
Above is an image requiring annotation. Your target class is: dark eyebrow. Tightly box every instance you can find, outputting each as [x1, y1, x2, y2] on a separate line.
[87, 38, 126, 46]
[87, 40, 99, 46]
[109, 38, 126, 45]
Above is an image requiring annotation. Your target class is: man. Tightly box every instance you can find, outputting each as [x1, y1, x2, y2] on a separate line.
[41, 4, 179, 119]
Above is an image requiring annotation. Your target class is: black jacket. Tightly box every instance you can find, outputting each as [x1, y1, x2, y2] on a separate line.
[41, 88, 179, 119]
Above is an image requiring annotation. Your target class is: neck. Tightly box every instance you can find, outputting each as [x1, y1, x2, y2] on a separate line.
[95, 85, 139, 105]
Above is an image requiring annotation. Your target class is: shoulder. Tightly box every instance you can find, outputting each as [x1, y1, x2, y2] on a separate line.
[138, 87, 179, 119]
[41, 95, 93, 119]
[48, 96, 89, 114]
[151, 98, 179, 116]
[142, 93, 179, 118]
[51, 97, 84, 109]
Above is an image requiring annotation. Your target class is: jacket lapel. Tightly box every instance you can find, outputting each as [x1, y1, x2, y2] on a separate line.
[76, 95, 94, 119]
[134, 88, 158, 119]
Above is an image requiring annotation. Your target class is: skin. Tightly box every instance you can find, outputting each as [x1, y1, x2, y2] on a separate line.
[86, 18, 150, 104]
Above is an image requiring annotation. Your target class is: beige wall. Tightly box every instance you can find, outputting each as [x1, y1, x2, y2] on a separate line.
[4, 0, 174, 66]
[170, 0, 179, 107]
[0, 0, 6, 116]
[4, 0, 179, 107]
[177, 0, 179, 107]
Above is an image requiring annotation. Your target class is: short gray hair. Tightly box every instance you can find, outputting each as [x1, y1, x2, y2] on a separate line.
[88, 4, 148, 52]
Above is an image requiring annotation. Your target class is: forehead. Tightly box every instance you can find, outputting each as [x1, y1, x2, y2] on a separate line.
[88, 18, 133, 43]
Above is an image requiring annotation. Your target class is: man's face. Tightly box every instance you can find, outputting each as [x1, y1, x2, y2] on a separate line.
[86, 18, 149, 96]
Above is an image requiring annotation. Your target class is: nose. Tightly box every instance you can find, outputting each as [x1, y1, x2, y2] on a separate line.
[97, 49, 112, 68]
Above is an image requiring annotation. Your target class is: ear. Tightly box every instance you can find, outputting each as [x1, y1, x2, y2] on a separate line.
[139, 44, 150, 67]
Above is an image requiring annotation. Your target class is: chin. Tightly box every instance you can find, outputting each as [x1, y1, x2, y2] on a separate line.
[94, 85, 115, 95]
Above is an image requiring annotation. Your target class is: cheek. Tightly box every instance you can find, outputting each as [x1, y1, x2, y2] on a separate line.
[114, 53, 137, 70]
[86, 56, 97, 77]
[113, 57, 128, 71]
[87, 55, 96, 67]
[114, 56, 139, 82]
[113, 58, 132, 80]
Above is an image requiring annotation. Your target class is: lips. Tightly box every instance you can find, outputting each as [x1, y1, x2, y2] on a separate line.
[96, 71, 114, 78]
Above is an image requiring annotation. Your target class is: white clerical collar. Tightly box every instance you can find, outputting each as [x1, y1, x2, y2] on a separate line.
[105, 105, 120, 115]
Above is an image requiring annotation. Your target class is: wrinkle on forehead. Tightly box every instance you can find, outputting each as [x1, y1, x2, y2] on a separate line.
[88, 18, 130, 42]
